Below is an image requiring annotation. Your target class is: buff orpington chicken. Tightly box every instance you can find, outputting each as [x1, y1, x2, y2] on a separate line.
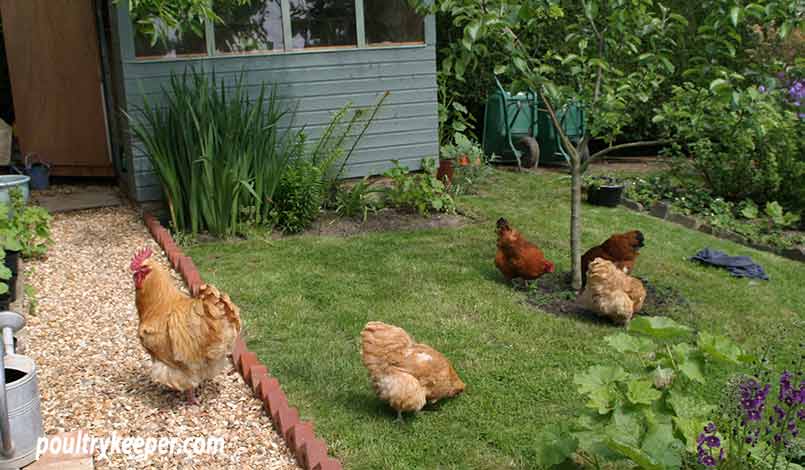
[576, 257, 646, 325]
[131, 248, 241, 404]
[581, 230, 645, 285]
[495, 218, 555, 285]
[361, 321, 465, 420]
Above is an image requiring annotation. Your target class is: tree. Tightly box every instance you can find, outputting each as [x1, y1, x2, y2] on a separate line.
[423, 0, 681, 290]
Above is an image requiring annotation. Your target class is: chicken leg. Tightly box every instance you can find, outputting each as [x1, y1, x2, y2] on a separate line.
[186, 388, 199, 405]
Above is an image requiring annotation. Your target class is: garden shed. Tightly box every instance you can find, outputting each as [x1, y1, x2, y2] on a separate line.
[0, 0, 437, 204]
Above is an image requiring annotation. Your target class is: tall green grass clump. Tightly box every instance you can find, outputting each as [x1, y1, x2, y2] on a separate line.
[128, 69, 301, 236]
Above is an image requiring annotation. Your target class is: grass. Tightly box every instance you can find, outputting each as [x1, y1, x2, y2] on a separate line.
[188, 169, 805, 470]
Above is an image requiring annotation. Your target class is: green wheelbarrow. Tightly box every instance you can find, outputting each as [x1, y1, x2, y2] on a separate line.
[482, 75, 585, 167]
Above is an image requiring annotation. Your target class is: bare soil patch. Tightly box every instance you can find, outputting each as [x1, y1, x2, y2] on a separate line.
[284, 209, 471, 238]
[524, 271, 691, 324]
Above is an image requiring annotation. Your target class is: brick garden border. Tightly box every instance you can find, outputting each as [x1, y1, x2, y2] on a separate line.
[620, 199, 805, 263]
[142, 213, 343, 470]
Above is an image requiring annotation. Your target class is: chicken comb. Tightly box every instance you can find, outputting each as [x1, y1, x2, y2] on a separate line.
[130, 247, 153, 272]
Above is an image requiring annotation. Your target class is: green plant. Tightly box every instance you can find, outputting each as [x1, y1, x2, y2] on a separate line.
[534, 316, 752, 469]
[270, 157, 324, 234]
[333, 177, 383, 223]
[655, 83, 801, 209]
[24, 284, 36, 316]
[583, 174, 621, 192]
[764, 201, 800, 228]
[1, 188, 52, 259]
[128, 69, 299, 237]
[269, 93, 387, 234]
[383, 159, 455, 216]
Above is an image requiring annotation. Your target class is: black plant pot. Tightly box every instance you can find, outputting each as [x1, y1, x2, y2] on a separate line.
[588, 185, 625, 207]
[4, 250, 19, 277]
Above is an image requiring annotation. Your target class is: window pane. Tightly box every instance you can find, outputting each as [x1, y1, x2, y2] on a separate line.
[289, 0, 357, 49]
[214, 0, 285, 54]
[133, 19, 207, 59]
[364, 0, 424, 46]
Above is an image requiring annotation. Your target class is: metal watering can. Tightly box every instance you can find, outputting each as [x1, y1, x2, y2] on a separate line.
[0, 311, 43, 469]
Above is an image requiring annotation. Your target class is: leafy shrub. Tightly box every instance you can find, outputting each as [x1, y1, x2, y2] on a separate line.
[534, 316, 752, 469]
[0, 188, 51, 259]
[442, 134, 494, 196]
[654, 83, 803, 210]
[383, 159, 455, 216]
[270, 93, 388, 233]
[128, 69, 298, 236]
[270, 158, 324, 234]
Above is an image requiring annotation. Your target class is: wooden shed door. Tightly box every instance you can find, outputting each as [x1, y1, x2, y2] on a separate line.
[0, 0, 113, 177]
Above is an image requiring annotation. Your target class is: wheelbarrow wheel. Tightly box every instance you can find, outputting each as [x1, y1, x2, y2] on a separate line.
[516, 136, 540, 169]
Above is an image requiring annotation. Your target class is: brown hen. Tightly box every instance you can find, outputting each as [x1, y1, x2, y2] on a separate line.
[581, 230, 644, 285]
[361, 321, 465, 420]
[495, 218, 555, 284]
[131, 248, 241, 404]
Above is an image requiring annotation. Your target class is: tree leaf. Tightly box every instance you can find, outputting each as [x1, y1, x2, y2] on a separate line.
[709, 78, 732, 95]
[729, 6, 742, 27]
[533, 426, 579, 467]
[627, 380, 662, 405]
[604, 333, 656, 354]
[466, 20, 482, 42]
[628, 317, 692, 339]
[493, 64, 507, 75]
[513, 56, 529, 74]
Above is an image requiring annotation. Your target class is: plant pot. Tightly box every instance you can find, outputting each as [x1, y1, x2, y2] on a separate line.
[5, 249, 19, 277]
[436, 159, 454, 185]
[587, 185, 625, 207]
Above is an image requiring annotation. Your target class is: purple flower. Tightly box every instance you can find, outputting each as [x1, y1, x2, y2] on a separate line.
[759, 85, 767, 93]
[740, 379, 770, 422]
[705, 435, 721, 448]
[705, 422, 717, 433]
[701, 454, 716, 467]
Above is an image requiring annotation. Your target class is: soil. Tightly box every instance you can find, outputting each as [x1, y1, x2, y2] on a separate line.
[280, 209, 471, 238]
[523, 270, 691, 324]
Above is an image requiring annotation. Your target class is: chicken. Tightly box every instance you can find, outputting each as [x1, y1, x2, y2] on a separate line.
[361, 321, 465, 420]
[130, 248, 241, 404]
[576, 258, 646, 325]
[581, 230, 644, 285]
[495, 218, 555, 285]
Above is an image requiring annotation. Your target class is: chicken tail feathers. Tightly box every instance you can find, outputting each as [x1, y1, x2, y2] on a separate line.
[198, 284, 242, 334]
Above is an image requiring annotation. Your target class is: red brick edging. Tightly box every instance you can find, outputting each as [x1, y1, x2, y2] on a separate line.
[142, 213, 343, 470]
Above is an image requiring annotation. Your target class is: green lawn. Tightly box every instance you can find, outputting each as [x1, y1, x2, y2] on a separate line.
[188, 169, 805, 470]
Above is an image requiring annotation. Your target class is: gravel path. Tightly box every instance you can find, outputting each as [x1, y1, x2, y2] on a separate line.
[23, 206, 300, 469]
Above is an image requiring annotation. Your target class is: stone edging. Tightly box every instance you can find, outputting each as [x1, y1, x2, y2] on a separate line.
[142, 213, 343, 470]
[620, 199, 805, 263]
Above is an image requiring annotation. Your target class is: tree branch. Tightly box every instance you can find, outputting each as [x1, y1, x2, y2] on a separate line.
[588, 139, 673, 161]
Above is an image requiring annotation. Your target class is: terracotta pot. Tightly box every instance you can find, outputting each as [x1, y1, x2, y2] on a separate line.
[437, 159, 454, 185]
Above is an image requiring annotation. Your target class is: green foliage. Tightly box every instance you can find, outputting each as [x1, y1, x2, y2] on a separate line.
[128, 69, 299, 237]
[383, 159, 456, 217]
[270, 158, 324, 234]
[271, 93, 387, 233]
[655, 83, 803, 208]
[0, 188, 52, 259]
[441, 133, 494, 196]
[535, 316, 751, 469]
[332, 177, 383, 223]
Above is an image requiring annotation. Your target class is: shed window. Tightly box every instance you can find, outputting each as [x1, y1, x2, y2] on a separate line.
[214, 0, 285, 54]
[364, 0, 424, 46]
[289, 0, 356, 49]
[133, 20, 207, 59]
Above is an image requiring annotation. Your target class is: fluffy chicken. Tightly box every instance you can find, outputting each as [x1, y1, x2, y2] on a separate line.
[577, 258, 646, 325]
[581, 230, 645, 285]
[361, 321, 465, 420]
[495, 218, 555, 284]
[131, 248, 241, 404]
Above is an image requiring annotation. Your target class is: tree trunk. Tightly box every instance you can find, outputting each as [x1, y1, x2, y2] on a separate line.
[570, 153, 583, 291]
